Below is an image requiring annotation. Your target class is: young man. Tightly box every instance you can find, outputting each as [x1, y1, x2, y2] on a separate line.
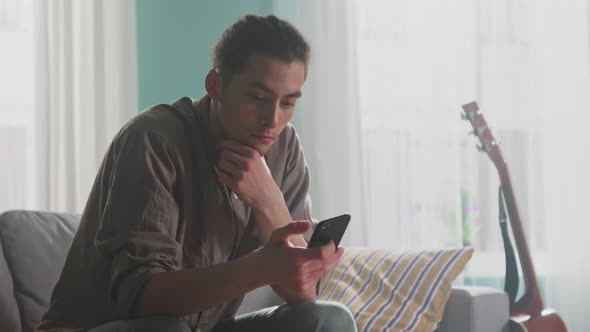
[38, 15, 356, 332]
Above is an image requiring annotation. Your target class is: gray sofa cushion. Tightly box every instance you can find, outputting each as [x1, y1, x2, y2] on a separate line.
[0, 231, 21, 332]
[0, 211, 79, 332]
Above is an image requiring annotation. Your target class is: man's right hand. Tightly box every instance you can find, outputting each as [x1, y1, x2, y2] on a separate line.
[135, 220, 343, 317]
[253, 220, 345, 302]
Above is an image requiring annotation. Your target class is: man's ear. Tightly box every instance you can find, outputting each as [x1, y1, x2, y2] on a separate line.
[205, 69, 221, 99]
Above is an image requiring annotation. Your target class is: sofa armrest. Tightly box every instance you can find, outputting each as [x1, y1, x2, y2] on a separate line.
[435, 286, 510, 332]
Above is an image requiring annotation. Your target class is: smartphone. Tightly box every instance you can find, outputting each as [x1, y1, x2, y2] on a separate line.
[307, 214, 351, 248]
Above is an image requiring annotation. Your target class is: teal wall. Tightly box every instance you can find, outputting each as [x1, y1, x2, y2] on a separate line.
[136, 0, 273, 111]
[136, 0, 300, 125]
[136, 1, 299, 126]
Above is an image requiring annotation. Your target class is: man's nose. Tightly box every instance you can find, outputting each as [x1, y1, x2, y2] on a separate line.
[260, 102, 279, 128]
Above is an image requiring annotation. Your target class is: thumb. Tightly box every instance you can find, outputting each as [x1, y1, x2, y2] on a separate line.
[260, 156, 271, 175]
[268, 220, 310, 244]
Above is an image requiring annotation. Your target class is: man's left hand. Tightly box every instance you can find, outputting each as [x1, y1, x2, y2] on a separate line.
[216, 141, 280, 209]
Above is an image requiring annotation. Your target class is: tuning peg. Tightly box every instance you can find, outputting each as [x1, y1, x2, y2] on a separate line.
[476, 141, 495, 153]
[468, 125, 488, 137]
[476, 140, 497, 153]
[461, 110, 480, 121]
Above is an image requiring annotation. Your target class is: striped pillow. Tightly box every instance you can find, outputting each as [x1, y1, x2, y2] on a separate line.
[318, 247, 474, 332]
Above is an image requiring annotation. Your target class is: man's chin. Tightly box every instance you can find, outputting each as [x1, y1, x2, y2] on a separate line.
[235, 137, 274, 155]
[252, 143, 272, 156]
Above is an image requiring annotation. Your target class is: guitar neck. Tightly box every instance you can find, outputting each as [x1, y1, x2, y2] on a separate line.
[461, 101, 563, 324]
[497, 163, 544, 316]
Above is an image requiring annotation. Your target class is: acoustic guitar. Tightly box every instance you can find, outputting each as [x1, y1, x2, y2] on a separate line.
[461, 101, 567, 332]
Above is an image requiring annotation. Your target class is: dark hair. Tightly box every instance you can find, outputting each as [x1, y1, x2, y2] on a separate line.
[213, 15, 311, 85]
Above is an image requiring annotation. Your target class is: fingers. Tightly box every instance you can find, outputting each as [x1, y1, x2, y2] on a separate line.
[303, 240, 337, 259]
[321, 248, 345, 275]
[295, 241, 345, 266]
[260, 155, 271, 175]
[216, 143, 256, 184]
[296, 249, 342, 288]
[278, 244, 344, 291]
[217, 141, 258, 158]
[268, 221, 311, 245]
[219, 148, 246, 168]
[217, 141, 266, 178]
[300, 268, 325, 288]
[299, 245, 344, 272]
[217, 158, 242, 181]
[218, 172, 238, 194]
[299, 258, 325, 272]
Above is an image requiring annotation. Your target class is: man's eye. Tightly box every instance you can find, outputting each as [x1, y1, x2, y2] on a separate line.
[251, 95, 264, 101]
[281, 102, 295, 108]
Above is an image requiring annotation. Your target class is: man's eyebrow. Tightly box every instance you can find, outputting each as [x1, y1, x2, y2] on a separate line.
[247, 81, 302, 98]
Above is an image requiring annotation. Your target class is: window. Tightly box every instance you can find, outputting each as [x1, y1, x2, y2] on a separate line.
[355, 0, 560, 276]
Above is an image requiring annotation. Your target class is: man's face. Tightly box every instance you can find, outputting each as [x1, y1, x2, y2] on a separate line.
[211, 54, 305, 156]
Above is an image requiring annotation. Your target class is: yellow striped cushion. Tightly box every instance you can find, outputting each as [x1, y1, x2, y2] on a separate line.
[318, 247, 474, 332]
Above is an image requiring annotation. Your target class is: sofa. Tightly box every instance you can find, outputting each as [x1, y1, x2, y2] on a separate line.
[0, 210, 510, 332]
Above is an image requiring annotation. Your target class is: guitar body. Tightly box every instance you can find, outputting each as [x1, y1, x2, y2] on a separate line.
[510, 311, 568, 332]
[461, 101, 568, 332]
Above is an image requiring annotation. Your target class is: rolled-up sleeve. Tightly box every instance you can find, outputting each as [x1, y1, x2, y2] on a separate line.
[94, 127, 182, 317]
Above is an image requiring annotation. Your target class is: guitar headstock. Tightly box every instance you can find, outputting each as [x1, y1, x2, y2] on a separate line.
[461, 101, 505, 169]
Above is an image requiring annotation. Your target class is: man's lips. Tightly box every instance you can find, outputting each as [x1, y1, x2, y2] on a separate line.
[252, 134, 275, 143]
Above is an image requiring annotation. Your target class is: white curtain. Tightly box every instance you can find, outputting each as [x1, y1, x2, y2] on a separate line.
[0, 0, 37, 212]
[297, 0, 368, 246]
[297, 0, 590, 330]
[35, 0, 137, 213]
